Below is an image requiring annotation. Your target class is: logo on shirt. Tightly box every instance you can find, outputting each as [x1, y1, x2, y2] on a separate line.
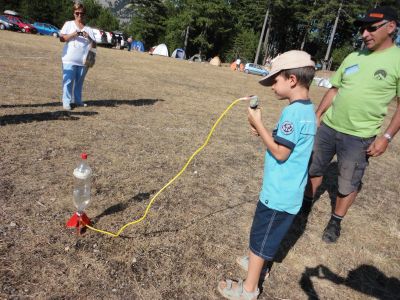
[374, 69, 387, 80]
[281, 121, 294, 135]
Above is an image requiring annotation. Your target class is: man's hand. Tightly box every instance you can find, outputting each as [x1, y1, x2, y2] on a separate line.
[366, 136, 389, 157]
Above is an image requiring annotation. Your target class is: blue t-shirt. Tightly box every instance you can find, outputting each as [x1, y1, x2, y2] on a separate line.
[259, 100, 316, 214]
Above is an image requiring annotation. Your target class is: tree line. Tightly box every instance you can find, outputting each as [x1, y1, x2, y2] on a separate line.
[125, 0, 399, 68]
[1, 0, 399, 68]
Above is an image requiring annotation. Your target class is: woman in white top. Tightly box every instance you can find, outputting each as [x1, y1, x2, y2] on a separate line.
[60, 3, 96, 110]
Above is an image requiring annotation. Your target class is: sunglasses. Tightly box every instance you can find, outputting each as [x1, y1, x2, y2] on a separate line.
[74, 12, 85, 16]
[359, 21, 388, 34]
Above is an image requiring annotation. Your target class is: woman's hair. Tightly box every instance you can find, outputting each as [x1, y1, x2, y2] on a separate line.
[73, 2, 85, 13]
[281, 66, 316, 89]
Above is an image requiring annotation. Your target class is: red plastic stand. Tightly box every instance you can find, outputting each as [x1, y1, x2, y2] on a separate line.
[66, 212, 91, 234]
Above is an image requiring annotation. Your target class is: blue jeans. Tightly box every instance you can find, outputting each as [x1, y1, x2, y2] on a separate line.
[249, 201, 295, 260]
[62, 64, 87, 107]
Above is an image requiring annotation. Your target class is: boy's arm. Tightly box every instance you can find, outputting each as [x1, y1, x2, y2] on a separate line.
[248, 108, 291, 161]
[315, 87, 338, 126]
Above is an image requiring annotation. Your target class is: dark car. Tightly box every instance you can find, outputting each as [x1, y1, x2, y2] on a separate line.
[0, 15, 19, 31]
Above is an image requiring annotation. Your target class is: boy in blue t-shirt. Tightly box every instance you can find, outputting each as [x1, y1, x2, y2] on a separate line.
[218, 50, 317, 300]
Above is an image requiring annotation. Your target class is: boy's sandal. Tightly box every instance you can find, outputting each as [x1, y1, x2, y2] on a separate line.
[236, 256, 270, 279]
[217, 279, 259, 300]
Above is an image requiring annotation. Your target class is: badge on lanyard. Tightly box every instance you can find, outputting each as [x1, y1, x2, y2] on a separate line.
[344, 64, 359, 75]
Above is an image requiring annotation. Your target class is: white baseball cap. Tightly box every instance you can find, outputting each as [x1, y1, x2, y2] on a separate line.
[260, 50, 315, 86]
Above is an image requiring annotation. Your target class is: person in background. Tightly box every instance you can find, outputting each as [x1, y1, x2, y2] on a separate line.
[60, 2, 96, 110]
[127, 36, 133, 51]
[218, 50, 316, 300]
[236, 57, 241, 71]
[304, 6, 400, 243]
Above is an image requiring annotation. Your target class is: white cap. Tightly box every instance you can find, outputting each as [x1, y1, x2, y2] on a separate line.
[259, 50, 315, 86]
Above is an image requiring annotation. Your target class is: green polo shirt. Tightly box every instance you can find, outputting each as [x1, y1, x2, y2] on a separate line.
[323, 45, 400, 138]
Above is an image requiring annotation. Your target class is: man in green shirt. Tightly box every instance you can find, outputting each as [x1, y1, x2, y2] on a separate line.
[305, 6, 400, 243]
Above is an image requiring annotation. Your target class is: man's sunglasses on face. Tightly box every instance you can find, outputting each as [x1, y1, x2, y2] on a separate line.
[359, 21, 389, 34]
[75, 12, 85, 16]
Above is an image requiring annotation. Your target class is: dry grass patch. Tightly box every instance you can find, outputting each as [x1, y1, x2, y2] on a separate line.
[0, 31, 399, 299]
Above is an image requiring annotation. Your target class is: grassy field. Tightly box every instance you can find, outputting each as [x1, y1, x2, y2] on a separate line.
[0, 30, 399, 299]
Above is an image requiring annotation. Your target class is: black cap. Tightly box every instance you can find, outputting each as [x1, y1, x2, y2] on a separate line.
[354, 6, 399, 26]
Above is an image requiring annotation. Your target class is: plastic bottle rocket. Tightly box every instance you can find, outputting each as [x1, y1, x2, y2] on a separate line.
[66, 153, 92, 233]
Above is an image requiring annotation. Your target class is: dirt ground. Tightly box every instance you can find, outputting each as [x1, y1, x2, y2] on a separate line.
[0, 31, 399, 299]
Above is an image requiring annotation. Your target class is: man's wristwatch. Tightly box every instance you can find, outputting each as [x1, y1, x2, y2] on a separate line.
[383, 133, 392, 142]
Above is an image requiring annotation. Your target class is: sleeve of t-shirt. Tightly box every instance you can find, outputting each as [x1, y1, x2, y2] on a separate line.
[60, 21, 73, 35]
[85, 26, 95, 42]
[274, 107, 299, 150]
[329, 54, 351, 88]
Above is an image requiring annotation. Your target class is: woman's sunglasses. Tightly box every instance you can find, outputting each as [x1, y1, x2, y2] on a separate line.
[359, 21, 388, 34]
[74, 12, 85, 16]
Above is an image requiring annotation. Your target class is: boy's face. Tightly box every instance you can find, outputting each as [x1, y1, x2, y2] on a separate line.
[271, 74, 291, 100]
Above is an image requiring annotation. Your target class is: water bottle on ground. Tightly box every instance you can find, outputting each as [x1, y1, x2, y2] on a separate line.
[73, 153, 92, 213]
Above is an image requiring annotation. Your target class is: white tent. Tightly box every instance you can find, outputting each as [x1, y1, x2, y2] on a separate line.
[171, 48, 186, 59]
[152, 44, 169, 57]
[313, 77, 333, 89]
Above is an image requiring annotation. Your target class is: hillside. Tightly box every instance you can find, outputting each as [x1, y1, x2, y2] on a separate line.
[97, 0, 133, 23]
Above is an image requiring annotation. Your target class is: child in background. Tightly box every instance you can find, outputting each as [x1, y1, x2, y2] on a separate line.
[218, 50, 317, 300]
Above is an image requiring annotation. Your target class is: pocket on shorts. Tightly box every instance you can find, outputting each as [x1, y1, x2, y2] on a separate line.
[338, 160, 368, 195]
[361, 136, 375, 150]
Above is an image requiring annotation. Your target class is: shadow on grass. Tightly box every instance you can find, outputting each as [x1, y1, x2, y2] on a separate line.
[0, 98, 164, 109]
[92, 190, 157, 224]
[273, 162, 339, 264]
[141, 197, 254, 237]
[300, 264, 400, 300]
[314, 161, 338, 208]
[0, 111, 98, 126]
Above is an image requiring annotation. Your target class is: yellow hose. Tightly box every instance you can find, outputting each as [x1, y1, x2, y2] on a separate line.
[86, 97, 248, 237]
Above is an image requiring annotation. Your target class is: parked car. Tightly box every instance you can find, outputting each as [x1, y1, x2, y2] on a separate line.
[3, 14, 36, 33]
[244, 63, 268, 76]
[0, 15, 19, 31]
[92, 28, 112, 47]
[33, 22, 60, 37]
[112, 31, 126, 49]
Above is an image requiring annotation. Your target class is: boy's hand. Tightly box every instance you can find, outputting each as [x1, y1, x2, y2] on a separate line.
[248, 107, 262, 125]
[249, 124, 259, 136]
[248, 107, 262, 136]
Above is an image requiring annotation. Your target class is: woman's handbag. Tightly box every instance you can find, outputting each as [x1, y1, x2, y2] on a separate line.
[84, 46, 96, 68]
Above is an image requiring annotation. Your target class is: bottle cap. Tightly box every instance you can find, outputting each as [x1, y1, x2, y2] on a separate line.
[81, 153, 88, 160]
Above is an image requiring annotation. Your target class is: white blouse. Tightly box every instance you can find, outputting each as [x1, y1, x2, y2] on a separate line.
[61, 20, 95, 66]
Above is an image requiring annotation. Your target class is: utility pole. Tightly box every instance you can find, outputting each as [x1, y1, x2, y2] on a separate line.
[254, 4, 269, 64]
[323, 1, 343, 70]
[262, 17, 272, 65]
[184, 26, 189, 51]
